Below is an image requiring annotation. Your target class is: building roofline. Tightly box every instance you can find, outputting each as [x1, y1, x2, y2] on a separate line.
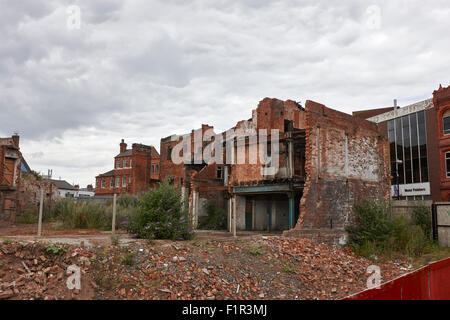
[367, 98, 433, 123]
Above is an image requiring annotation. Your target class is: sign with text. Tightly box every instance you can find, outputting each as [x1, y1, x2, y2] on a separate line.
[391, 182, 430, 197]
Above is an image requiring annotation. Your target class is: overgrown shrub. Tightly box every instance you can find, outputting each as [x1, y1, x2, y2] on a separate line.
[198, 199, 227, 230]
[51, 198, 129, 230]
[347, 199, 432, 258]
[125, 181, 194, 241]
[346, 199, 393, 251]
[16, 205, 38, 224]
[117, 194, 138, 208]
[411, 205, 432, 240]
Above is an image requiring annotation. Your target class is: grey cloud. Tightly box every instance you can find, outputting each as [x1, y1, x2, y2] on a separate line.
[1, 0, 449, 186]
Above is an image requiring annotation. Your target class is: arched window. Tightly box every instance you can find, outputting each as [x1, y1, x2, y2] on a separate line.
[443, 109, 450, 135]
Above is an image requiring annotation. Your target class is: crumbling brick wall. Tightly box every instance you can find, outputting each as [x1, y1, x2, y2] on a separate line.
[285, 100, 391, 244]
[16, 175, 58, 219]
[229, 98, 306, 185]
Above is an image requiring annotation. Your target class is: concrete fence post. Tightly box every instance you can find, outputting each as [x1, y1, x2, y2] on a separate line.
[37, 188, 44, 237]
[112, 193, 117, 235]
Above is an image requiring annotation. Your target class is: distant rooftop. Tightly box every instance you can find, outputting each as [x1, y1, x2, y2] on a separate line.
[97, 170, 115, 177]
[46, 179, 77, 190]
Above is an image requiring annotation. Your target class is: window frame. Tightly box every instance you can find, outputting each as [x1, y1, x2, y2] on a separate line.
[446, 152, 450, 178]
[443, 114, 450, 136]
[216, 166, 223, 179]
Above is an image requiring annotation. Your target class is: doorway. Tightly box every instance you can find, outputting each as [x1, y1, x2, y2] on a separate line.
[245, 199, 253, 231]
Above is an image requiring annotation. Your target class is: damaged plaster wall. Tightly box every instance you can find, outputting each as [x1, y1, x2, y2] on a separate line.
[285, 100, 391, 244]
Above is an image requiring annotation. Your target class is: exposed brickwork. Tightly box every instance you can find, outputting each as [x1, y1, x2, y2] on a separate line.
[229, 98, 305, 185]
[0, 135, 22, 222]
[285, 100, 391, 243]
[157, 97, 390, 243]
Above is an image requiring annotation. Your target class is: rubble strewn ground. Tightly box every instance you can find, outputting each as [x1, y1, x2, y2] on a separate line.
[0, 233, 412, 300]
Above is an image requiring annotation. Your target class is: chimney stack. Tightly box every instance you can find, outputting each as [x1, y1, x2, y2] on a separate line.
[120, 139, 127, 153]
[12, 133, 19, 148]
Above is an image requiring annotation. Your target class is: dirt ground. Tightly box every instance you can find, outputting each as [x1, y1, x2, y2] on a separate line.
[0, 226, 415, 300]
[0, 221, 105, 237]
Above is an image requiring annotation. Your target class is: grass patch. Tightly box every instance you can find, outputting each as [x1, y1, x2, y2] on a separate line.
[122, 251, 135, 266]
[282, 263, 297, 274]
[45, 245, 68, 255]
[247, 246, 263, 256]
[110, 235, 119, 246]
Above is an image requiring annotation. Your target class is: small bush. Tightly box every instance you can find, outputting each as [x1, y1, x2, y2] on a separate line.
[346, 199, 393, 253]
[125, 181, 194, 241]
[198, 199, 227, 230]
[411, 205, 432, 240]
[45, 245, 67, 255]
[391, 217, 428, 257]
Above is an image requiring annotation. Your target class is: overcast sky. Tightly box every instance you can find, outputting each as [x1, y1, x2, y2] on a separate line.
[0, 0, 449, 187]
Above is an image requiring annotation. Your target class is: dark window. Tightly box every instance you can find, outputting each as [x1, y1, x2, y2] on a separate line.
[418, 111, 428, 182]
[167, 146, 172, 161]
[395, 117, 404, 184]
[116, 159, 120, 168]
[151, 165, 154, 173]
[389, 111, 429, 186]
[444, 115, 450, 135]
[217, 166, 223, 179]
[402, 116, 412, 184]
[446, 152, 450, 178]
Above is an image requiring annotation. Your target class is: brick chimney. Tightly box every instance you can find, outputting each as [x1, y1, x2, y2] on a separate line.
[12, 133, 19, 148]
[120, 139, 127, 153]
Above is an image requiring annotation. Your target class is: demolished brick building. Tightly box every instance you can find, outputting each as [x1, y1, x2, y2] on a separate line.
[160, 98, 391, 244]
[0, 135, 57, 223]
[0, 135, 22, 222]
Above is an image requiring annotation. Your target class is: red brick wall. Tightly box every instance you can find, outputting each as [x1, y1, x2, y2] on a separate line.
[426, 106, 441, 202]
[432, 85, 450, 201]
